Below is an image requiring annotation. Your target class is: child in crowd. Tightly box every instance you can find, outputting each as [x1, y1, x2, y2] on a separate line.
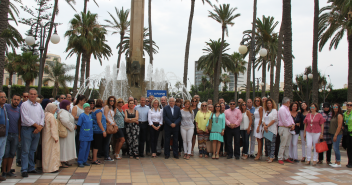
[77, 103, 94, 167]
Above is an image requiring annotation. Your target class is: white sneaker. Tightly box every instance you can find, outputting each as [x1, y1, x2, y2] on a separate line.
[330, 163, 341, 168]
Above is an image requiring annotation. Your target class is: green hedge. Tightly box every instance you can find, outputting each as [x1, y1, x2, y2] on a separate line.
[191, 88, 347, 104]
[2, 85, 100, 99]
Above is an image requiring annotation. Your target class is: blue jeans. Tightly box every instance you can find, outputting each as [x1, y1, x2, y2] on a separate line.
[332, 134, 343, 162]
[21, 127, 40, 173]
[0, 136, 7, 166]
[4, 133, 19, 158]
[103, 134, 112, 158]
[240, 130, 250, 155]
[78, 141, 91, 165]
[16, 142, 21, 163]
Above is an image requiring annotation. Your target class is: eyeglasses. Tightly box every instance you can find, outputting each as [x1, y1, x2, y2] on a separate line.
[23, 96, 28, 98]
[0, 96, 6, 99]
[118, 101, 123, 103]
[347, 104, 352, 107]
[215, 106, 220, 108]
[230, 103, 236, 105]
[109, 100, 115, 102]
[333, 106, 338, 109]
[310, 107, 316, 109]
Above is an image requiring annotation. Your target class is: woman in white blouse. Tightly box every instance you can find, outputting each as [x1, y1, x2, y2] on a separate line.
[148, 99, 163, 158]
[262, 98, 278, 163]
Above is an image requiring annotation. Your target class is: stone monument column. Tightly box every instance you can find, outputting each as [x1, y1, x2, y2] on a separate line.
[127, 0, 145, 100]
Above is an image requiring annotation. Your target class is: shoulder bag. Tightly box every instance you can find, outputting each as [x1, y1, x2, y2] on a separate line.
[57, 112, 68, 138]
[207, 113, 213, 131]
[0, 106, 7, 137]
[106, 110, 118, 134]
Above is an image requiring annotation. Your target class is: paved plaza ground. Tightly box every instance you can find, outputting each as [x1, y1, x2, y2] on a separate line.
[1, 142, 352, 185]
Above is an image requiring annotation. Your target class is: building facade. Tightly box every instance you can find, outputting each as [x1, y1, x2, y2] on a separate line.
[194, 61, 210, 88]
[3, 53, 61, 87]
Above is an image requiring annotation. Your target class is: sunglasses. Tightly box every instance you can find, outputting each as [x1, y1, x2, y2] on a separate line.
[23, 96, 28, 98]
[230, 103, 236, 105]
[109, 100, 115, 102]
[310, 107, 316, 109]
[118, 101, 123, 103]
[347, 104, 352, 107]
[242, 104, 246, 106]
[333, 106, 338, 109]
[192, 101, 197, 102]
[89, 102, 95, 104]
[215, 106, 220, 108]
[255, 100, 260, 102]
[202, 105, 207, 107]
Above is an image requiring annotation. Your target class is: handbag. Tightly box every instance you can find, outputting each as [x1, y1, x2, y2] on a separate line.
[0, 106, 7, 137]
[206, 140, 213, 153]
[207, 113, 213, 131]
[57, 112, 68, 138]
[315, 141, 329, 153]
[106, 110, 118, 134]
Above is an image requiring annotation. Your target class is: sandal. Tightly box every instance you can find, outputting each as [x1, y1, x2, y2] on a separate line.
[216, 153, 219, 159]
[313, 161, 317, 166]
[191, 151, 194, 156]
[91, 160, 101, 165]
[317, 161, 323, 164]
[268, 158, 274, 163]
[305, 161, 311, 165]
[183, 154, 187, 159]
[186, 154, 191, 160]
[60, 163, 68, 168]
[63, 162, 72, 166]
[199, 154, 203, 158]
[115, 154, 122, 160]
[301, 157, 306, 162]
[212, 154, 215, 159]
[204, 154, 209, 158]
[129, 156, 134, 159]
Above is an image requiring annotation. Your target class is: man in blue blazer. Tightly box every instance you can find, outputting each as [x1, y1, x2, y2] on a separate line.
[163, 97, 182, 159]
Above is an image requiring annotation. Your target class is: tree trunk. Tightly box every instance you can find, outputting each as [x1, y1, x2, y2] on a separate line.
[269, 59, 274, 96]
[8, 72, 12, 98]
[234, 73, 238, 101]
[83, 0, 88, 14]
[183, 0, 195, 88]
[246, 0, 257, 101]
[72, 52, 81, 97]
[272, 22, 284, 105]
[348, 34, 352, 101]
[311, 0, 319, 104]
[0, 0, 10, 91]
[246, 54, 252, 100]
[117, 33, 124, 76]
[283, 0, 293, 100]
[41, 0, 58, 79]
[53, 82, 59, 97]
[85, 53, 91, 97]
[261, 59, 266, 97]
[148, 0, 153, 65]
[25, 81, 30, 92]
[213, 26, 225, 104]
[80, 51, 86, 91]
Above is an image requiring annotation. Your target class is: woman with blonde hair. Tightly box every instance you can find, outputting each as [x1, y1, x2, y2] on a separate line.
[148, 99, 163, 158]
[195, 102, 212, 158]
[42, 103, 60, 173]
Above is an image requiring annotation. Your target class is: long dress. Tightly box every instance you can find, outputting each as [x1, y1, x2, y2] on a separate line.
[206, 113, 226, 142]
[254, 106, 263, 139]
[58, 109, 77, 161]
[126, 110, 139, 156]
[42, 112, 60, 173]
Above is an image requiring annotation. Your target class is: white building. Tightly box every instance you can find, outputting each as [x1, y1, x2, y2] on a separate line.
[219, 69, 247, 91]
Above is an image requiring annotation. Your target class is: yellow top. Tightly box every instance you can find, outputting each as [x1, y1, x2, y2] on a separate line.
[195, 110, 212, 131]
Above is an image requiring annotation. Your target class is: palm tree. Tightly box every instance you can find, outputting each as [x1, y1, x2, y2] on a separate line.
[0, 0, 10, 90]
[0, 19, 23, 54]
[65, 33, 83, 96]
[104, 7, 130, 75]
[311, 0, 319, 104]
[221, 74, 230, 92]
[245, 15, 279, 97]
[41, 0, 76, 79]
[119, 28, 159, 59]
[201, 76, 208, 91]
[5, 52, 17, 97]
[283, 0, 293, 100]
[183, 0, 216, 89]
[230, 52, 247, 101]
[15, 52, 39, 92]
[197, 39, 236, 87]
[319, 0, 352, 100]
[208, 4, 240, 103]
[43, 59, 74, 97]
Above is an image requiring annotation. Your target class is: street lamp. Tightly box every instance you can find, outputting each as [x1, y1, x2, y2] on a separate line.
[25, 22, 60, 95]
[7, 85, 11, 104]
[239, 34, 267, 100]
[303, 72, 313, 104]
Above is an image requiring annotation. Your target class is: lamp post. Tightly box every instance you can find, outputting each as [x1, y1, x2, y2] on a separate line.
[7, 85, 11, 104]
[25, 22, 60, 95]
[239, 35, 267, 100]
[303, 72, 313, 105]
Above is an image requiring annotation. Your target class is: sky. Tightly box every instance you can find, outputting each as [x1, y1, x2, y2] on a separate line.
[16, 0, 347, 90]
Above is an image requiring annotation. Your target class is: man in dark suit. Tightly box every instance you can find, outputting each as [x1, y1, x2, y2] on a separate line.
[163, 97, 182, 159]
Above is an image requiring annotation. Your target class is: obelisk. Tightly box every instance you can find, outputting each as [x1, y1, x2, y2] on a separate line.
[127, 0, 145, 99]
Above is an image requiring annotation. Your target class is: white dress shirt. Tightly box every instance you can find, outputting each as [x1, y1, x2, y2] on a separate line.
[148, 108, 163, 126]
[21, 100, 45, 127]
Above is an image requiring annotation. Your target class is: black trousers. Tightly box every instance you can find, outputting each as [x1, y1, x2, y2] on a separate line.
[347, 135, 352, 165]
[149, 126, 159, 154]
[139, 122, 150, 155]
[178, 128, 183, 152]
[319, 140, 332, 162]
[164, 124, 179, 157]
[226, 126, 241, 158]
[220, 128, 228, 154]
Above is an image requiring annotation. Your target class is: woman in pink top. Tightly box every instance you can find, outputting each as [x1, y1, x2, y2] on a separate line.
[304, 103, 325, 166]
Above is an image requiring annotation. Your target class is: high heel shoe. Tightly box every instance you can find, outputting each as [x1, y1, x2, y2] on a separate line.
[254, 154, 262, 161]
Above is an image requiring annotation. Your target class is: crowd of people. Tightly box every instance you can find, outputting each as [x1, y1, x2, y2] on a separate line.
[0, 89, 352, 181]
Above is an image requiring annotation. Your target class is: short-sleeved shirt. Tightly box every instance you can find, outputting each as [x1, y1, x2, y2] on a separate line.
[304, 113, 326, 133]
[77, 113, 93, 141]
[0, 105, 9, 136]
[134, 105, 150, 122]
[5, 104, 20, 134]
[114, 109, 125, 128]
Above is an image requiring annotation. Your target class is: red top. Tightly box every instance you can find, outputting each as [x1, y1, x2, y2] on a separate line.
[304, 113, 326, 133]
